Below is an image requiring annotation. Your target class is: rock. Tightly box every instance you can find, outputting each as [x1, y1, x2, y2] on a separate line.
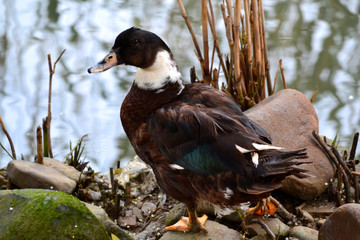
[132, 207, 143, 221]
[165, 203, 187, 226]
[250, 235, 268, 240]
[296, 208, 315, 223]
[114, 156, 151, 190]
[43, 158, 82, 182]
[160, 220, 241, 240]
[85, 203, 110, 224]
[141, 201, 157, 216]
[125, 209, 133, 217]
[245, 89, 335, 200]
[87, 189, 102, 201]
[301, 201, 336, 218]
[0, 168, 7, 189]
[247, 217, 290, 238]
[140, 171, 158, 195]
[289, 226, 318, 240]
[103, 220, 134, 240]
[0, 189, 110, 240]
[134, 216, 165, 240]
[316, 218, 326, 228]
[7, 160, 76, 193]
[319, 203, 360, 240]
[118, 215, 137, 229]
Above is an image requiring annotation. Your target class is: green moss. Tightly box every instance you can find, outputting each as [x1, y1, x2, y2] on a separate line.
[0, 189, 110, 240]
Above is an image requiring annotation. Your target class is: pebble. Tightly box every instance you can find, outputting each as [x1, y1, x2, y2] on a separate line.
[118, 215, 137, 229]
[289, 226, 318, 240]
[247, 217, 290, 238]
[132, 207, 143, 220]
[141, 201, 157, 216]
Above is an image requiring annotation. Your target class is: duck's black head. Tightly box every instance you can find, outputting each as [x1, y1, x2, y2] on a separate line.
[88, 27, 183, 91]
[88, 27, 172, 73]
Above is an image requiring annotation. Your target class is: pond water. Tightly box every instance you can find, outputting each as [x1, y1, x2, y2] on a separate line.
[1, 0, 359, 171]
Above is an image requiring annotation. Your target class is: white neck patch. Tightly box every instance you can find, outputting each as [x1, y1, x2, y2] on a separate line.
[134, 50, 183, 92]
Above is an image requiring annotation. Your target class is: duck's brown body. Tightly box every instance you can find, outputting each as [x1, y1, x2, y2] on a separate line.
[120, 82, 306, 207]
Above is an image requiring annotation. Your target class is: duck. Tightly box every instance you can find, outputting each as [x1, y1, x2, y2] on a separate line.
[88, 27, 308, 233]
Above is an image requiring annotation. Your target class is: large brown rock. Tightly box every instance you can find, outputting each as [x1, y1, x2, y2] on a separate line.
[319, 203, 360, 240]
[7, 160, 76, 193]
[245, 89, 335, 200]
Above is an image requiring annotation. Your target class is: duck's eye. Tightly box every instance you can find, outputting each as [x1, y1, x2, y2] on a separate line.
[132, 39, 140, 45]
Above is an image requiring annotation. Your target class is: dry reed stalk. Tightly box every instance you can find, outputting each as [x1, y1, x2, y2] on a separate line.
[258, 0, 272, 96]
[244, 0, 252, 83]
[310, 90, 318, 103]
[177, 0, 281, 110]
[46, 49, 66, 158]
[36, 125, 44, 164]
[279, 59, 287, 89]
[272, 67, 279, 94]
[201, 0, 210, 84]
[177, 0, 203, 63]
[207, 1, 228, 81]
[0, 116, 16, 160]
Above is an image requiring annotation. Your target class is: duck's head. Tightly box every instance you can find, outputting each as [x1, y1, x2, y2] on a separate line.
[88, 27, 182, 91]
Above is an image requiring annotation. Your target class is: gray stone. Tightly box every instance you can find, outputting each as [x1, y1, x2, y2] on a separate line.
[319, 203, 360, 240]
[132, 207, 143, 220]
[87, 189, 102, 201]
[140, 171, 158, 195]
[118, 215, 137, 229]
[141, 201, 157, 216]
[114, 156, 151, 190]
[7, 160, 76, 193]
[245, 89, 335, 200]
[250, 235, 268, 240]
[134, 215, 165, 240]
[43, 158, 82, 182]
[247, 217, 290, 238]
[301, 201, 336, 218]
[289, 226, 318, 240]
[103, 220, 134, 240]
[165, 203, 187, 226]
[0, 189, 110, 240]
[160, 220, 242, 240]
[85, 202, 109, 224]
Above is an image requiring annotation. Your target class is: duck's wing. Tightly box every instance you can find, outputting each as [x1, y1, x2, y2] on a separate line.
[147, 85, 278, 178]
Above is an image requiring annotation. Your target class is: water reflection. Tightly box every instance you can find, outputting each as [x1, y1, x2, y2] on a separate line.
[0, 0, 359, 171]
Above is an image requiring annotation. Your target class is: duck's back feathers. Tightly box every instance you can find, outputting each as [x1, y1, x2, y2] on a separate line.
[147, 84, 307, 189]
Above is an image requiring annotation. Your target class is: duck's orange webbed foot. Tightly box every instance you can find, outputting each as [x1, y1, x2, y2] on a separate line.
[246, 196, 279, 216]
[164, 205, 208, 233]
[164, 214, 208, 232]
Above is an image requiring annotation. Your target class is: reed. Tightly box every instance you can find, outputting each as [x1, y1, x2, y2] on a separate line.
[177, 0, 276, 110]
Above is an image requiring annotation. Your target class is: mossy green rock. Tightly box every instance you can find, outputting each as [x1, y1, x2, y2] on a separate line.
[0, 189, 110, 240]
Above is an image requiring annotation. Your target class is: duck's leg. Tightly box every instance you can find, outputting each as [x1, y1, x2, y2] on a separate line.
[246, 196, 279, 216]
[164, 204, 208, 233]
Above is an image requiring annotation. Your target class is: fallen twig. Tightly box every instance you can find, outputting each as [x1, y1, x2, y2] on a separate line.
[250, 219, 276, 240]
